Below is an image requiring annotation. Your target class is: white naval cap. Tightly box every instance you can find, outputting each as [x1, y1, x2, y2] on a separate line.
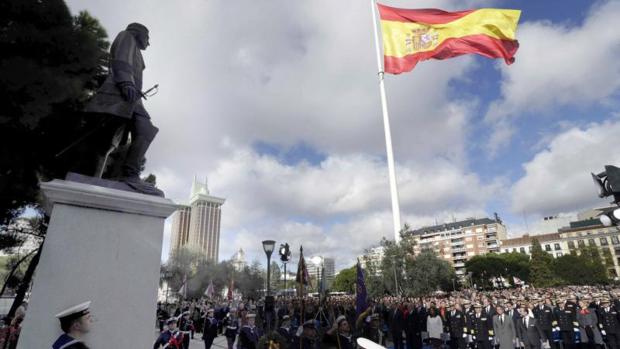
[357, 338, 387, 349]
[55, 301, 91, 321]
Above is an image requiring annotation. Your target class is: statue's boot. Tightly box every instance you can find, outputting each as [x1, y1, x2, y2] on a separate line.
[119, 136, 164, 197]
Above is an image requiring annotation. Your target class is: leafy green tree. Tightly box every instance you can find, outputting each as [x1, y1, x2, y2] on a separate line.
[0, 0, 109, 226]
[465, 252, 530, 287]
[406, 250, 457, 296]
[529, 238, 556, 287]
[332, 265, 356, 293]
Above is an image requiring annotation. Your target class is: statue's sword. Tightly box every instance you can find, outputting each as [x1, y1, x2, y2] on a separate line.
[55, 84, 159, 158]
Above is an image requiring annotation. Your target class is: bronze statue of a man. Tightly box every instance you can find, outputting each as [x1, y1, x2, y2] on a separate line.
[85, 22, 162, 196]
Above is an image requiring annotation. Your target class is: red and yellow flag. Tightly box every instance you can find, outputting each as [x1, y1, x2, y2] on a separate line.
[378, 4, 521, 74]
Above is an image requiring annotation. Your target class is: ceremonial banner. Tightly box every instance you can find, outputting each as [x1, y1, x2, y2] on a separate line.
[295, 246, 310, 297]
[356, 260, 367, 314]
[204, 280, 214, 298]
[227, 279, 234, 301]
[378, 4, 521, 74]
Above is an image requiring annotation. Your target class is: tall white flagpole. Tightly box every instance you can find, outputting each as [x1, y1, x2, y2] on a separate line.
[370, 0, 402, 242]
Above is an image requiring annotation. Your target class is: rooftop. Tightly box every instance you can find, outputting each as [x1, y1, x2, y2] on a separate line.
[408, 217, 499, 236]
[502, 232, 561, 247]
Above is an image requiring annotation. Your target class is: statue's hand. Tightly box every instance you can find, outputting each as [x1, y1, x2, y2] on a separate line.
[118, 82, 138, 103]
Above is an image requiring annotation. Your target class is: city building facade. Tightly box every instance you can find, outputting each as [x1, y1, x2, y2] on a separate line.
[169, 177, 225, 261]
[408, 217, 507, 277]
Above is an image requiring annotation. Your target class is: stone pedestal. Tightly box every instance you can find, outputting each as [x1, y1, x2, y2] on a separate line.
[17, 179, 177, 349]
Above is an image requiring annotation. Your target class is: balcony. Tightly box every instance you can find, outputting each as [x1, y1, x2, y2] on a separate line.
[454, 262, 465, 268]
[452, 247, 466, 253]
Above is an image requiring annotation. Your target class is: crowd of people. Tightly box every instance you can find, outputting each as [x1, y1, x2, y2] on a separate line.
[153, 285, 620, 349]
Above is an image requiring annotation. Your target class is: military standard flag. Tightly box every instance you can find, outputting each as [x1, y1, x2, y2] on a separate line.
[355, 260, 367, 315]
[295, 246, 310, 297]
[378, 4, 521, 74]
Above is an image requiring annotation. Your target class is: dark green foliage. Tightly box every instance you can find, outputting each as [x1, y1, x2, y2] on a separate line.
[332, 265, 356, 293]
[465, 252, 530, 288]
[529, 238, 557, 287]
[0, 0, 109, 225]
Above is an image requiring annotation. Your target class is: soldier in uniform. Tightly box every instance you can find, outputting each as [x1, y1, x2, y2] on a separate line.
[277, 315, 295, 348]
[532, 297, 553, 347]
[553, 299, 578, 349]
[178, 311, 193, 349]
[202, 308, 218, 349]
[51, 301, 92, 349]
[154, 317, 184, 349]
[223, 312, 239, 349]
[598, 298, 620, 349]
[447, 301, 468, 349]
[326, 315, 357, 349]
[238, 313, 261, 349]
[293, 319, 321, 349]
[471, 303, 494, 349]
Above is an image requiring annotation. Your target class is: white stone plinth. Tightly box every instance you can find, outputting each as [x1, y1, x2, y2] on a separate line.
[17, 179, 177, 349]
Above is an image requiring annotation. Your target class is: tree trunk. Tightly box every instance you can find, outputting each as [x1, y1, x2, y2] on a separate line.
[7, 242, 43, 319]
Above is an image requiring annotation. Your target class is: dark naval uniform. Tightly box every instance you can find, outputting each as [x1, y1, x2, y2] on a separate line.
[448, 309, 468, 349]
[203, 316, 219, 349]
[223, 318, 239, 349]
[598, 306, 620, 349]
[52, 334, 89, 349]
[533, 305, 554, 344]
[277, 325, 294, 347]
[153, 329, 184, 349]
[238, 325, 261, 349]
[471, 313, 493, 349]
[554, 308, 578, 349]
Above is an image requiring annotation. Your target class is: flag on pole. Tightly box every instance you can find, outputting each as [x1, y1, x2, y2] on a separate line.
[295, 246, 310, 297]
[179, 274, 187, 299]
[377, 3, 521, 74]
[204, 280, 214, 298]
[356, 259, 367, 315]
[227, 279, 234, 301]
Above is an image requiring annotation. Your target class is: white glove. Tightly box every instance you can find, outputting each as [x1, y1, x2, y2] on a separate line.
[573, 328, 579, 332]
[472, 335, 476, 340]
[602, 330, 607, 336]
[554, 327, 560, 331]
[489, 336, 494, 342]
[463, 333, 468, 338]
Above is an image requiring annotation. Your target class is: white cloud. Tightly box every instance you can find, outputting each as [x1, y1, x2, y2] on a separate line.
[511, 118, 620, 215]
[485, 0, 620, 153]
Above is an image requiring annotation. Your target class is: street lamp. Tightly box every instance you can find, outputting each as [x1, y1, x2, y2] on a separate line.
[262, 240, 276, 332]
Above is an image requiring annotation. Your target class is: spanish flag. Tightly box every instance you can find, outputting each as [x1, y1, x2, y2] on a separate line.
[378, 4, 521, 74]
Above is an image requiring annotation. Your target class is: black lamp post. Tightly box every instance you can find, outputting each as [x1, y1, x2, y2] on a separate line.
[262, 240, 276, 332]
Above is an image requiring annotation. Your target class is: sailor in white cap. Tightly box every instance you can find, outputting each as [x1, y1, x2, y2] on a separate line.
[326, 315, 356, 349]
[277, 314, 294, 346]
[238, 313, 261, 349]
[153, 317, 184, 349]
[51, 301, 92, 349]
[292, 319, 320, 349]
[202, 308, 218, 348]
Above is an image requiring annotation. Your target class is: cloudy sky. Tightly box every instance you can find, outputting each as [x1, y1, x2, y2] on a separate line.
[66, 0, 620, 270]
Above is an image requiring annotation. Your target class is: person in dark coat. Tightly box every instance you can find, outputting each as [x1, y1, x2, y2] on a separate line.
[326, 315, 357, 349]
[202, 308, 218, 349]
[84, 23, 161, 195]
[178, 311, 194, 349]
[293, 320, 321, 349]
[598, 298, 620, 349]
[447, 302, 468, 349]
[238, 314, 262, 349]
[516, 306, 546, 349]
[277, 315, 295, 348]
[223, 313, 239, 349]
[554, 299, 577, 349]
[52, 301, 93, 349]
[389, 302, 406, 349]
[533, 298, 554, 345]
[471, 303, 493, 349]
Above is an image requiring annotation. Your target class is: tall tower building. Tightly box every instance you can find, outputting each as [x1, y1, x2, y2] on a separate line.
[169, 176, 225, 261]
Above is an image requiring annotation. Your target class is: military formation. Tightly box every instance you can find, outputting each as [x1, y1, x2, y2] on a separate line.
[149, 286, 620, 349]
